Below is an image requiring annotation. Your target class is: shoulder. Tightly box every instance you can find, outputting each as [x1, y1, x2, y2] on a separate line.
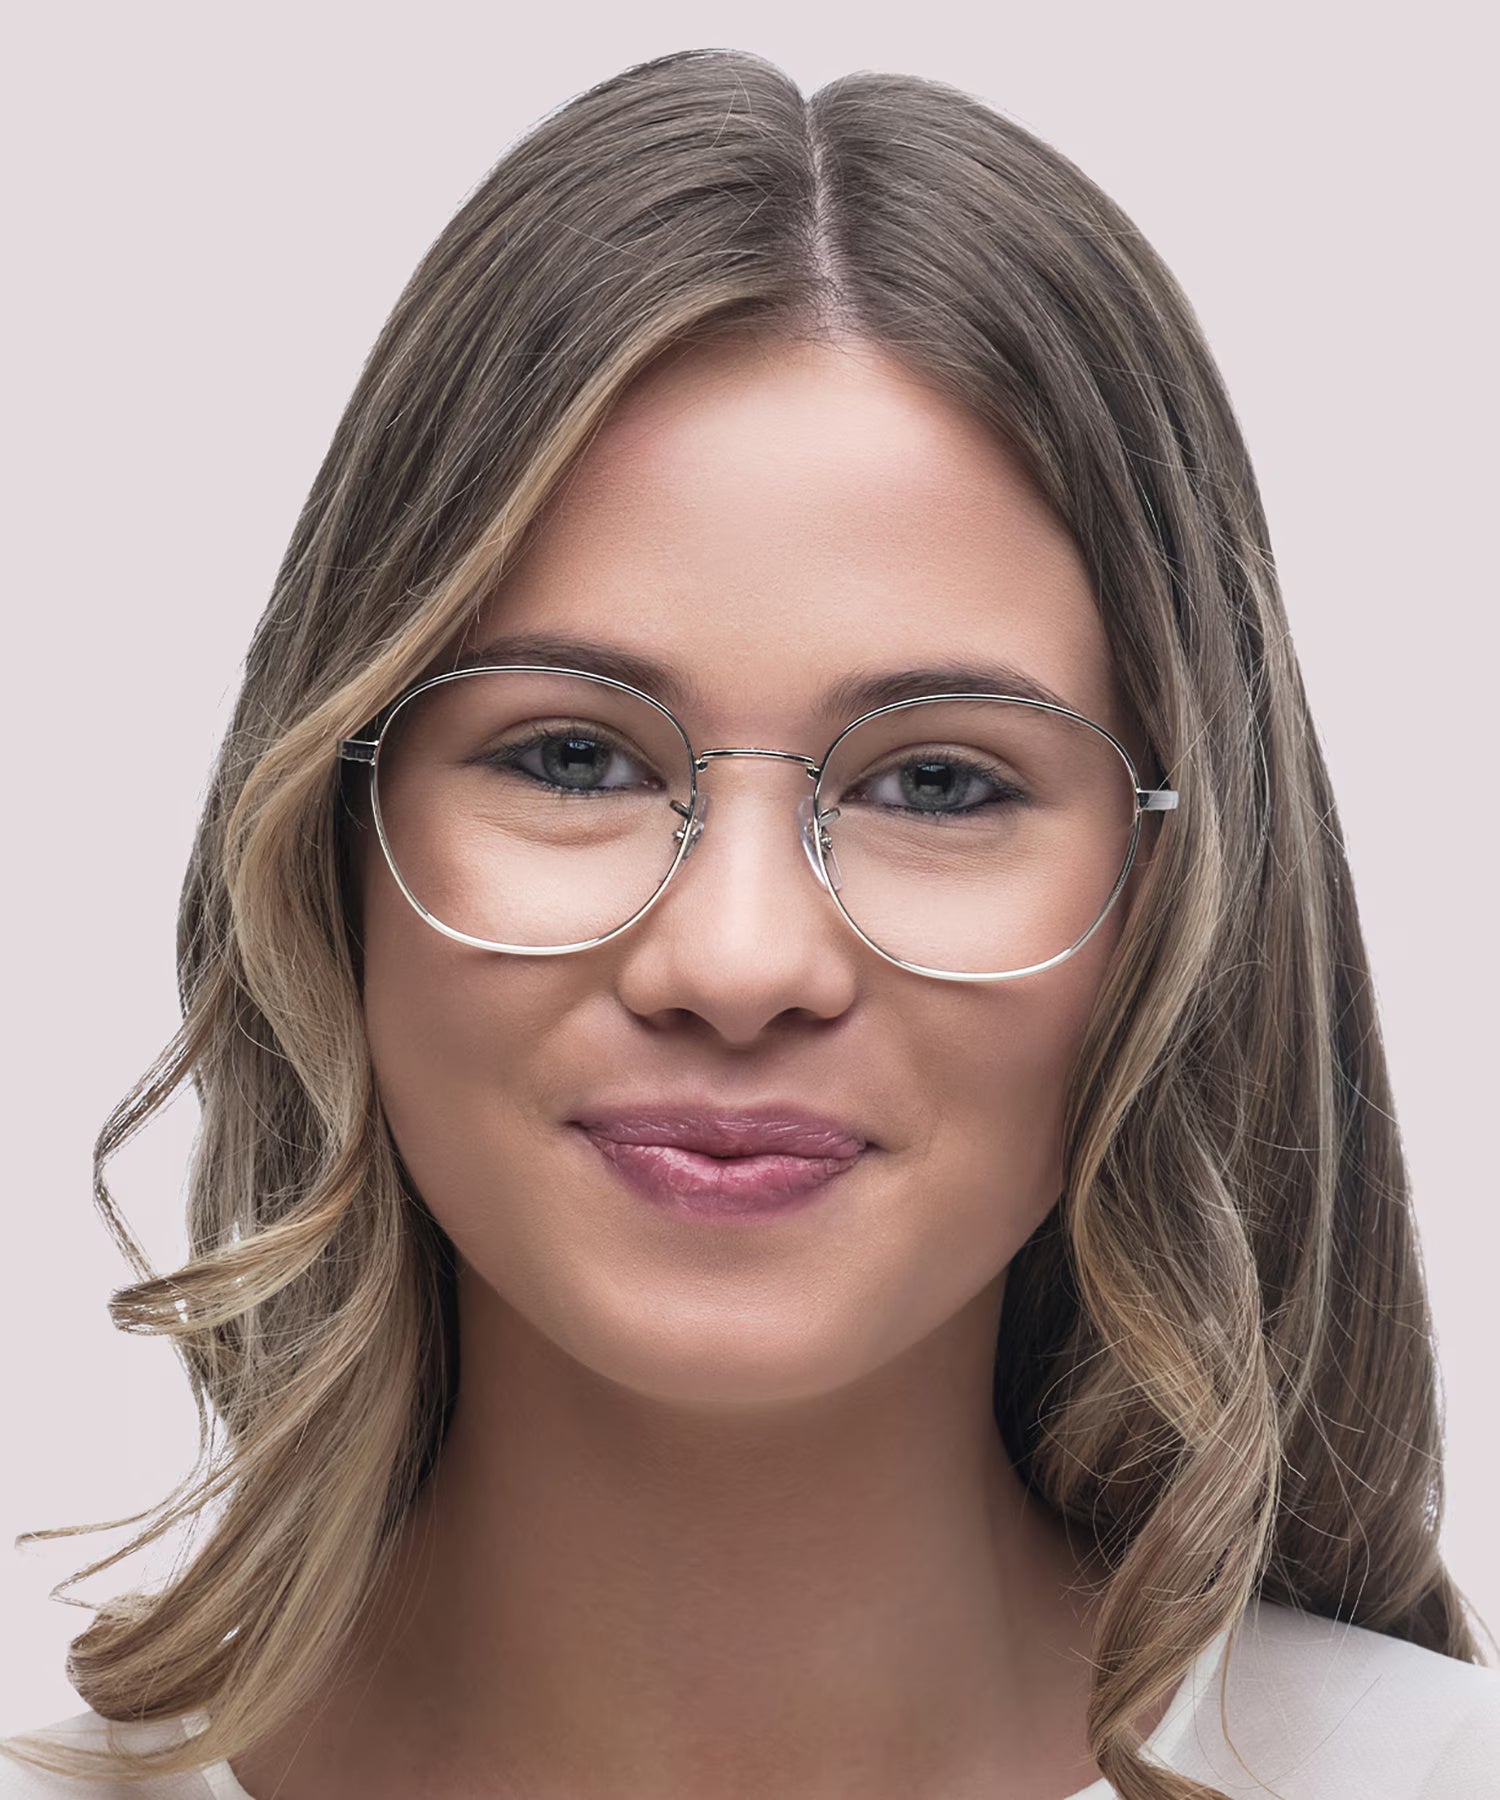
[1173, 1596, 1500, 1799]
[0, 1708, 215, 1798]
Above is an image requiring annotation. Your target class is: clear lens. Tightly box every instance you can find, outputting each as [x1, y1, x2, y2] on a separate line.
[371, 673, 1141, 974]
[372, 669, 695, 948]
[813, 697, 1139, 976]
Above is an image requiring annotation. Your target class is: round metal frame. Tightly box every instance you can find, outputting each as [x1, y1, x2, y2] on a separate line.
[338, 664, 1179, 984]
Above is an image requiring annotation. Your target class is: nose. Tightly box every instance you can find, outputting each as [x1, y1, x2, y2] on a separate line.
[674, 787, 846, 896]
[611, 754, 863, 1041]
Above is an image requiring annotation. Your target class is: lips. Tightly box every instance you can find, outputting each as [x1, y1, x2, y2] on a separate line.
[569, 1104, 869, 1161]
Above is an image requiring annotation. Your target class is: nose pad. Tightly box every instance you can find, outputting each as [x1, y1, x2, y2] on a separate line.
[797, 793, 845, 894]
[673, 792, 844, 894]
[675, 793, 709, 861]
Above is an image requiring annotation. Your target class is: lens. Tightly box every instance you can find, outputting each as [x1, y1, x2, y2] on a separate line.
[812, 697, 1140, 976]
[371, 669, 696, 949]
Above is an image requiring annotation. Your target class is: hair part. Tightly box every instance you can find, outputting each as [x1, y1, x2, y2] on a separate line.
[5, 46, 1487, 1796]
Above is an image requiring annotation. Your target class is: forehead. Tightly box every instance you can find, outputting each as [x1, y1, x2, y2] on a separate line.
[457, 334, 1124, 740]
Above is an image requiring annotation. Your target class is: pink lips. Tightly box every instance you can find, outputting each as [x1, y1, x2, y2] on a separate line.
[571, 1105, 870, 1219]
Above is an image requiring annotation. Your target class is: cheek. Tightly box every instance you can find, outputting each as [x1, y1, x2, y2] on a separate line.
[356, 846, 553, 1218]
[915, 908, 1122, 1253]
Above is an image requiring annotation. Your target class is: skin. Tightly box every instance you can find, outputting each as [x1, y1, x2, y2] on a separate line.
[232, 332, 1166, 1800]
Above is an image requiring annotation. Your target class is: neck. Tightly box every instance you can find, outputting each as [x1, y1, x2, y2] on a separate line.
[233, 1266, 1127, 1800]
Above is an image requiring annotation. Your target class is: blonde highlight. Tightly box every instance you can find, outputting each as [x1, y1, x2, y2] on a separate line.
[4, 47, 1487, 1797]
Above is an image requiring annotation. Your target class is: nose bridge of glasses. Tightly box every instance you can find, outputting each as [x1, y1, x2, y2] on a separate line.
[692, 746, 822, 774]
[673, 745, 831, 891]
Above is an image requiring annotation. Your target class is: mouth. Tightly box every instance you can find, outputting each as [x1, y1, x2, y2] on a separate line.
[571, 1125, 869, 1221]
[569, 1104, 870, 1160]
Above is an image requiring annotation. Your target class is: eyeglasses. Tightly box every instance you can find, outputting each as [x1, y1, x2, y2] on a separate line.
[337, 664, 1178, 984]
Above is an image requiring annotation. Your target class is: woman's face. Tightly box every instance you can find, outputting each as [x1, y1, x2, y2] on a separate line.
[355, 332, 1151, 1407]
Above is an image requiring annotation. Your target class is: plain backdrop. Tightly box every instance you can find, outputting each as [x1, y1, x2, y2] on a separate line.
[4, 0, 1495, 1738]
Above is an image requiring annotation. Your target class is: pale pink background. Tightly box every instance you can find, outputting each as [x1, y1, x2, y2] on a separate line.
[4, 1, 1494, 1734]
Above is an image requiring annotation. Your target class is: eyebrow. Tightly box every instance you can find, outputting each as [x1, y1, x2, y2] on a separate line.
[447, 631, 1077, 721]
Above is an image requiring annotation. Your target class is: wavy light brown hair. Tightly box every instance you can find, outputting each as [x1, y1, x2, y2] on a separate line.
[4, 45, 1488, 1799]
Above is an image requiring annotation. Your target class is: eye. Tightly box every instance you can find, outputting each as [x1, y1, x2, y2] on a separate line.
[481, 722, 661, 795]
[845, 752, 1028, 819]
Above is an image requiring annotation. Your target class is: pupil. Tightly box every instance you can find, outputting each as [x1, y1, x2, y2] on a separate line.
[545, 736, 605, 786]
[905, 760, 958, 804]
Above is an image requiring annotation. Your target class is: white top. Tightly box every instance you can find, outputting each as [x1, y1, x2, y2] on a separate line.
[2, 1596, 1496, 1797]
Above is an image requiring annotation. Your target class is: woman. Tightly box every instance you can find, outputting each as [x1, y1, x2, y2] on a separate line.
[3, 46, 1495, 1800]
